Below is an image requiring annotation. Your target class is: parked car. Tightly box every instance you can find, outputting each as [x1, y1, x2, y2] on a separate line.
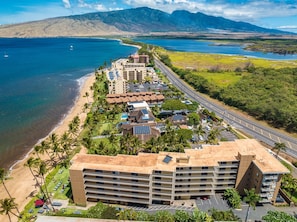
[52, 202, 62, 206]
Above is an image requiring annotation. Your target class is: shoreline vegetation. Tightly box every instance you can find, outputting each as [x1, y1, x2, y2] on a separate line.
[0, 72, 96, 222]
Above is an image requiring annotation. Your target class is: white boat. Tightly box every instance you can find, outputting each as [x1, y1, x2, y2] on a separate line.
[69, 45, 74, 50]
[3, 53, 8, 58]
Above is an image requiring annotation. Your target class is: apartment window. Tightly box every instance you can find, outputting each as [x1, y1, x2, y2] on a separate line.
[131, 173, 138, 176]
[202, 172, 208, 175]
[155, 177, 161, 180]
[202, 166, 208, 170]
[95, 170, 102, 173]
[154, 171, 161, 174]
[112, 171, 119, 175]
[132, 179, 138, 182]
[220, 161, 227, 165]
[155, 183, 161, 186]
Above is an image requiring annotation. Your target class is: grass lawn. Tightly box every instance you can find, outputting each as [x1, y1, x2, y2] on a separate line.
[20, 166, 71, 221]
[48, 167, 71, 200]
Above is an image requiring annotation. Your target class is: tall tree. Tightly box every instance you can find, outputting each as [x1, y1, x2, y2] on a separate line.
[0, 168, 13, 200]
[0, 198, 20, 222]
[243, 188, 261, 222]
[24, 157, 44, 195]
[36, 161, 54, 211]
[272, 142, 286, 159]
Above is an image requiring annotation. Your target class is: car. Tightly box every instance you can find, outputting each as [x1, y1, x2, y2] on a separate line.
[52, 202, 62, 206]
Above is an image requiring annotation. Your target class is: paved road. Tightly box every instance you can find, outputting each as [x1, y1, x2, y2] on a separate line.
[154, 58, 297, 158]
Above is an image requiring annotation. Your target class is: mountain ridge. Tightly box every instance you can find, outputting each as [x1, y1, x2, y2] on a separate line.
[0, 7, 292, 37]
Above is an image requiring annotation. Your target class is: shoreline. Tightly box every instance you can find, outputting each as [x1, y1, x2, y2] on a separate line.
[0, 72, 96, 222]
[7, 73, 94, 172]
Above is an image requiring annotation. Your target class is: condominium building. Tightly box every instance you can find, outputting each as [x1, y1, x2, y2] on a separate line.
[106, 69, 127, 94]
[69, 139, 289, 207]
[122, 62, 147, 82]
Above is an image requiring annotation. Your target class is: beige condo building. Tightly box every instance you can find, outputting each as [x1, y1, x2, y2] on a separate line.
[106, 69, 127, 94]
[70, 139, 289, 207]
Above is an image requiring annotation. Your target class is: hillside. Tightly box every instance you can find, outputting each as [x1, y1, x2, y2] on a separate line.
[0, 7, 289, 37]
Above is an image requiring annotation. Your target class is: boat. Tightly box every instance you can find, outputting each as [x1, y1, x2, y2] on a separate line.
[3, 52, 8, 58]
[69, 45, 74, 51]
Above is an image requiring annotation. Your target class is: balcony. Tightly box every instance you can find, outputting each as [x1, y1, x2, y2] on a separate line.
[86, 188, 149, 199]
[175, 179, 213, 185]
[84, 176, 150, 186]
[83, 170, 150, 181]
[175, 174, 215, 180]
[86, 193, 149, 204]
[152, 178, 173, 184]
[85, 182, 150, 193]
[152, 195, 171, 200]
[175, 169, 215, 173]
[175, 190, 213, 196]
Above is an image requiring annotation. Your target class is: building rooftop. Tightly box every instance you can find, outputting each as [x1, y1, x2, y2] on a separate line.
[70, 139, 289, 174]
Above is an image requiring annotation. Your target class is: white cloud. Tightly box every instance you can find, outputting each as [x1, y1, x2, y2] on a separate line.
[123, 0, 297, 25]
[278, 25, 297, 29]
[62, 0, 71, 9]
[77, 0, 107, 11]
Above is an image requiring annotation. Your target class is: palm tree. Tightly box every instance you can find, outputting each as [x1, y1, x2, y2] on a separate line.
[84, 91, 89, 104]
[0, 168, 12, 200]
[243, 188, 261, 222]
[272, 142, 286, 159]
[24, 157, 42, 191]
[206, 128, 221, 145]
[60, 132, 72, 156]
[49, 133, 62, 161]
[39, 140, 53, 163]
[0, 198, 20, 221]
[36, 160, 54, 211]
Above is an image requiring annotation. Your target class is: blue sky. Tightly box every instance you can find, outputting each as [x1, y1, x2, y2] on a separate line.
[1, 0, 297, 32]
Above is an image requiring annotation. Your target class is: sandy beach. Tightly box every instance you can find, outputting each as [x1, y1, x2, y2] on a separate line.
[0, 73, 96, 222]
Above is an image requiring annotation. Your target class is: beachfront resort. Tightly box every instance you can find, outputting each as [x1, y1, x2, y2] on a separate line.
[1, 52, 296, 221]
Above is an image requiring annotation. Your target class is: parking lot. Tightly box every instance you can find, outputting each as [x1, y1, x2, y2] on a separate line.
[195, 194, 229, 212]
[128, 82, 168, 92]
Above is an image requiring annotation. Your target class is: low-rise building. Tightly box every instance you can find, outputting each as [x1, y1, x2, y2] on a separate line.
[69, 139, 289, 207]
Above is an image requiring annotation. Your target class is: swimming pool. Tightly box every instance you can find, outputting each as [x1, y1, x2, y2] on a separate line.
[121, 113, 128, 119]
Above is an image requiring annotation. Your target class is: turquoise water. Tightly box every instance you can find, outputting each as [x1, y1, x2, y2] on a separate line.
[135, 38, 297, 60]
[0, 38, 137, 169]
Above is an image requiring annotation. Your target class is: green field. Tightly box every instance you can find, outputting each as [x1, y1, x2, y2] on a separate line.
[157, 48, 297, 71]
[192, 71, 243, 88]
[156, 48, 297, 88]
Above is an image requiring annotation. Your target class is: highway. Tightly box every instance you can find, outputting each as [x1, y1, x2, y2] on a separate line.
[154, 58, 297, 158]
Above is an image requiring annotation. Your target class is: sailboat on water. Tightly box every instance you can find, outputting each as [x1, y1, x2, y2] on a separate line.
[3, 52, 8, 58]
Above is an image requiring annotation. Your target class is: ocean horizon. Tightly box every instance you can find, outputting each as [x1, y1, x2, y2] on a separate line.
[0, 37, 137, 169]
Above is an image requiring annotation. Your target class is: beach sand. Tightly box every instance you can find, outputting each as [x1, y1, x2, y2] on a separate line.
[0, 73, 96, 222]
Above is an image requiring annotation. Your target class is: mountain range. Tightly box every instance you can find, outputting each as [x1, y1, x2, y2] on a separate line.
[0, 7, 290, 37]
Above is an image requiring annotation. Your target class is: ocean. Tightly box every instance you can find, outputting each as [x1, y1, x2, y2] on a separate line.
[0, 37, 137, 169]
